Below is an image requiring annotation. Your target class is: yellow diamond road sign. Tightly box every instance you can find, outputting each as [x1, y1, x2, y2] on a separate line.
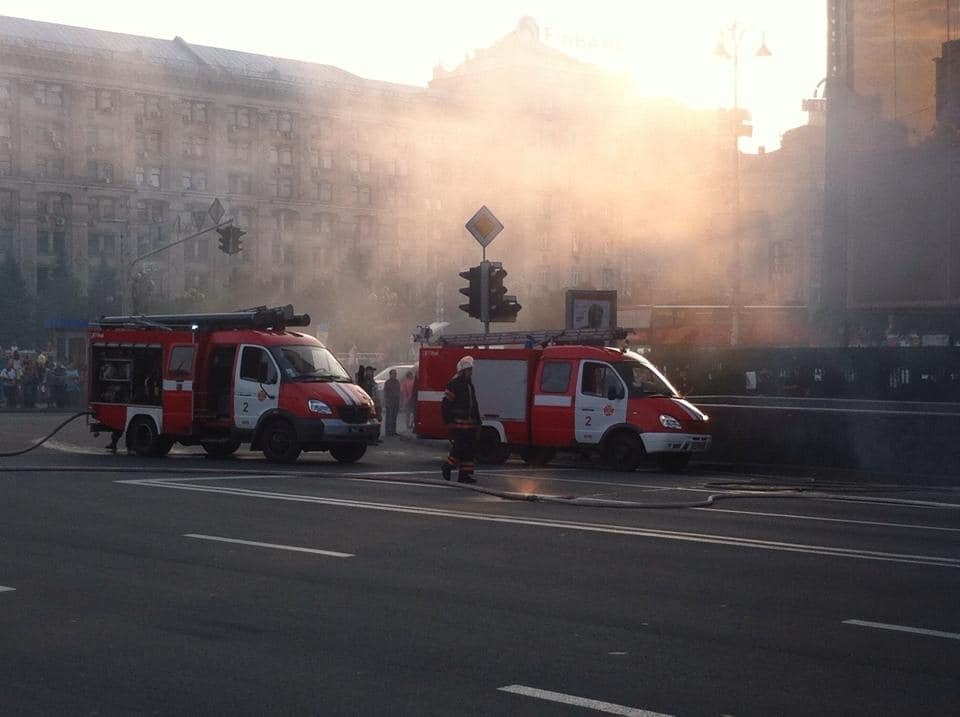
[465, 205, 504, 247]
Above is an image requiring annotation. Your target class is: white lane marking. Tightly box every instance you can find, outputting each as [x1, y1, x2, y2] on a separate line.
[119, 478, 960, 569]
[498, 685, 671, 716]
[843, 619, 960, 640]
[184, 534, 353, 558]
[695, 507, 960, 534]
[0, 586, 15, 593]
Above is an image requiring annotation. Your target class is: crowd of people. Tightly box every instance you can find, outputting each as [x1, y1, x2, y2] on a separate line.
[0, 349, 84, 409]
[355, 364, 418, 437]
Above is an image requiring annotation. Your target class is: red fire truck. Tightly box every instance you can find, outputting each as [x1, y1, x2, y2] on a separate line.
[88, 305, 379, 463]
[415, 328, 711, 472]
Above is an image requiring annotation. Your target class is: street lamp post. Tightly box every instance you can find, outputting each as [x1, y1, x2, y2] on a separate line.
[714, 22, 771, 346]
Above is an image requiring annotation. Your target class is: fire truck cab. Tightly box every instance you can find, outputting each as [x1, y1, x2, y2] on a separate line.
[415, 328, 711, 472]
[88, 305, 379, 463]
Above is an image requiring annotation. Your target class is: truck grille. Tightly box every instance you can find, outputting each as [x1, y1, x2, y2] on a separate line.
[339, 405, 371, 424]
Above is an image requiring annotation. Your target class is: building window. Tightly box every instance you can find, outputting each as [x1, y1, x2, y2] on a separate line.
[91, 197, 117, 222]
[317, 117, 332, 140]
[87, 161, 114, 183]
[136, 200, 166, 224]
[86, 89, 115, 112]
[268, 111, 293, 133]
[87, 233, 116, 258]
[273, 177, 293, 198]
[85, 127, 116, 151]
[181, 101, 208, 124]
[230, 106, 253, 129]
[228, 140, 251, 161]
[135, 130, 161, 157]
[34, 82, 64, 107]
[229, 173, 252, 195]
[359, 155, 371, 173]
[0, 190, 17, 223]
[769, 241, 787, 277]
[0, 158, 11, 177]
[0, 80, 11, 104]
[135, 166, 144, 186]
[37, 124, 66, 150]
[393, 158, 408, 176]
[358, 185, 371, 205]
[148, 167, 161, 188]
[135, 94, 162, 119]
[269, 146, 293, 165]
[0, 118, 10, 140]
[181, 171, 207, 191]
[318, 182, 333, 202]
[182, 136, 208, 159]
[36, 157, 64, 179]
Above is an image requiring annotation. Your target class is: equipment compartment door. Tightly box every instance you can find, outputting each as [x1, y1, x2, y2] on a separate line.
[163, 344, 195, 435]
[234, 345, 280, 430]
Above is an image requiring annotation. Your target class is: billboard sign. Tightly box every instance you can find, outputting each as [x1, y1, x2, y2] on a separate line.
[565, 290, 617, 330]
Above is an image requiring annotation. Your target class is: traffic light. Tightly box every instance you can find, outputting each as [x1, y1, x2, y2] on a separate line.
[216, 224, 246, 255]
[486, 262, 522, 322]
[458, 265, 483, 319]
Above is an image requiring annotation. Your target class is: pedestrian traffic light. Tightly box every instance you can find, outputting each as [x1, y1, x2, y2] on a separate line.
[458, 265, 483, 319]
[485, 262, 522, 322]
[216, 224, 246, 255]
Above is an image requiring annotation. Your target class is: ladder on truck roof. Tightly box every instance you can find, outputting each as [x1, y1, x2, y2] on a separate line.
[92, 304, 311, 332]
[424, 327, 628, 348]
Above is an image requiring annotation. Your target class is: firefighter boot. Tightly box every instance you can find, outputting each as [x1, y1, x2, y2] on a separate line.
[441, 461, 453, 481]
[457, 465, 476, 484]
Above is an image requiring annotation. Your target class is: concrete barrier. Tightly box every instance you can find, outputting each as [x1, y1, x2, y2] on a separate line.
[696, 399, 960, 482]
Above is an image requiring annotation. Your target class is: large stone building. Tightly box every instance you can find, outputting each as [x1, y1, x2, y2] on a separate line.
[820, 0, 960, 345]
[0, 15, 819, 348]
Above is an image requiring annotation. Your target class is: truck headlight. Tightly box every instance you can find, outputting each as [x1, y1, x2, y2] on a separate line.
[659, 414, 682, 430]
[308, 399, 333, 415]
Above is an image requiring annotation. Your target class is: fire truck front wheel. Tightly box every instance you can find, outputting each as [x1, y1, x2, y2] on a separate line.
[604, 430, 643, 472]
[329, 443, 367, 463]
[261, 419, 302, 463]
[127, 416, 173, 457]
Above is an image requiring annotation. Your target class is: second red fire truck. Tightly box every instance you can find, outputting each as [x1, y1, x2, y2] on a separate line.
[88, 305, 380, 463]
[415, 328, 711, 471]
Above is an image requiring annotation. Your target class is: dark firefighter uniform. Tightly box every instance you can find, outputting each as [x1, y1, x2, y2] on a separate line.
[441, 356, 480, 483]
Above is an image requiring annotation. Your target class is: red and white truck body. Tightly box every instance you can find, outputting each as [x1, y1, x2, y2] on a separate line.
[415, 334, 710, 471]
[88, 306, 379, 463]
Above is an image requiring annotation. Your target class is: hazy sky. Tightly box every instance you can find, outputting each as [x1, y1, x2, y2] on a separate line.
[2, 0, 826, 151]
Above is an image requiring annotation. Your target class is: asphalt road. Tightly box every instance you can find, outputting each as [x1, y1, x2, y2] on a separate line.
[0, 412, 958, 716]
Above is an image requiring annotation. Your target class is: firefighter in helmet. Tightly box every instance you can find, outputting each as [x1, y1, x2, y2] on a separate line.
[441, 355, 480, 483]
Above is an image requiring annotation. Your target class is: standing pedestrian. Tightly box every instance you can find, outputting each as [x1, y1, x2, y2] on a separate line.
[382, 369, 402, 436]
[440, 355, 480, 484]
[400, 369, 415, 431]
[359, 366, 382, 421]
[1, 359, 18, 407]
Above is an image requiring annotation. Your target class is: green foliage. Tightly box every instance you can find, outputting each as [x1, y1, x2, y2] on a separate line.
[0, 254, 32, 346]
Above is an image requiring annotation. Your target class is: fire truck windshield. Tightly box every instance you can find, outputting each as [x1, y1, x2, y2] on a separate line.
[271, 345, 351, 382]
[612, 358, 679, 398]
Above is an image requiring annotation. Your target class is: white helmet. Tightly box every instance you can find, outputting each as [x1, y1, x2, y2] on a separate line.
[456, 355, 475, 372]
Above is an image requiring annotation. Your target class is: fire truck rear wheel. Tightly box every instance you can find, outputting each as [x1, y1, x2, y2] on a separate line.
[202, 440, 242, 459]
[261, 420, 302, 463]
[475, 427, 511, 465]
[520, 446, 555, 466]
[329, 443, 367, 463]
[127, 416, 170, 457]
[604, 431, 643, 472]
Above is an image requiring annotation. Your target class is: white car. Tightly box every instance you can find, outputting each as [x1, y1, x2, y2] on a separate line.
[373, 364, 416, 393]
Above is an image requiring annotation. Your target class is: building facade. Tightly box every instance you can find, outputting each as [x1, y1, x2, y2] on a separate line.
[0, 15, 818, 349]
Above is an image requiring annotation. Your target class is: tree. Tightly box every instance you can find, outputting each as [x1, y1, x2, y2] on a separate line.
[0, 255, 34, 347]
